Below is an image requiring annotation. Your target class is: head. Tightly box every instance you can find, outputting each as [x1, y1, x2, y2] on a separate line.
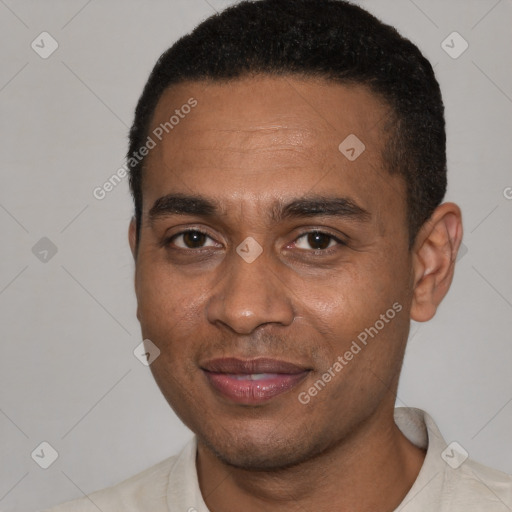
[127, 0, 462, 470]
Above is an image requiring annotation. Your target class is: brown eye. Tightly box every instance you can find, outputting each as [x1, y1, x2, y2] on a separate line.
[170, 230, 217, 249]
[294, 231, 341, 251]
[308, 232, 332, 250]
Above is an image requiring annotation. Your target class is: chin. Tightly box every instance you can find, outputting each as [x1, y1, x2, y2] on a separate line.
[197, 424, 326, 472]
[207, 442, 303, 471]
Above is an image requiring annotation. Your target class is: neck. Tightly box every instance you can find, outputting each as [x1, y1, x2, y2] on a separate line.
[196, 407, 426, 512]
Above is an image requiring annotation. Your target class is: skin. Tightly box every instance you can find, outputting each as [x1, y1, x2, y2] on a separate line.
[129, 75, 463, 512]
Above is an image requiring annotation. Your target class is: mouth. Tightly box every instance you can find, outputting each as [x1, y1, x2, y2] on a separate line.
[201, 357, 311, 405]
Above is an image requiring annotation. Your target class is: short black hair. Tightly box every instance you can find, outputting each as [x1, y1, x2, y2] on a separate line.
[128, 0, 446, 248]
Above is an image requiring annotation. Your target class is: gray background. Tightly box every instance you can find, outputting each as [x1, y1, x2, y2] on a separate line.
[0, 0, 511, 510]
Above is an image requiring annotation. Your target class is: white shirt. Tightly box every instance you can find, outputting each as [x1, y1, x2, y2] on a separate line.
[43, 407, 512, 511]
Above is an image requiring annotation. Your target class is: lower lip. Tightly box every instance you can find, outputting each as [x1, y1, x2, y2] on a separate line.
[204, 371, 309, 404]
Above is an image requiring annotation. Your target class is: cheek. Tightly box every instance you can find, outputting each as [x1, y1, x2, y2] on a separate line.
[135, 266, 204, 390]
[297, 256, 406, 352]
[135, 259, 205, 340]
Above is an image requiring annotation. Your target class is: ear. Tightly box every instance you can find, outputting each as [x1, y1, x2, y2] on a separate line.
[128, 217, 142, 322]
[129, 216, 138, 261]
[410, 202, 463, 322]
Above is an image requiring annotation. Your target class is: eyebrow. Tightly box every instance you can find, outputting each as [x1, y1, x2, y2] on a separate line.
[148, 193, 371, 224]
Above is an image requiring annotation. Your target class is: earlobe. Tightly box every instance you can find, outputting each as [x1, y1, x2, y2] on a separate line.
[410, 203, 463, 322]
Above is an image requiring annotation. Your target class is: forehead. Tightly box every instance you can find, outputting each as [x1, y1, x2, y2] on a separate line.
[142, 75, 404, 223]
[149, 75, 388, 150]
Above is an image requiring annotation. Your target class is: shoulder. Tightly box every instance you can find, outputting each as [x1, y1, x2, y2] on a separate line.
[42, 454, 179, 512]
[444, 457, 512, 510]
[395, 407, 512, 511]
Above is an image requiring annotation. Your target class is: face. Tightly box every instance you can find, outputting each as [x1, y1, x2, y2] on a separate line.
[131, 76, 416, 470]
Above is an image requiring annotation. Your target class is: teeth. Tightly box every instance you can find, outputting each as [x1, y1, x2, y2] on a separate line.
[233, 373, 279, 381]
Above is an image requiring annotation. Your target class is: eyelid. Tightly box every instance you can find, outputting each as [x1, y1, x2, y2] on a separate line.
[163, 227, 347, 251]
[292, 230, 347, 250]
[164, 227, 219, 249]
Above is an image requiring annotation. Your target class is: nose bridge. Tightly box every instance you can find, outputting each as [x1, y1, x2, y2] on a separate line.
[206, 250, 294, 334]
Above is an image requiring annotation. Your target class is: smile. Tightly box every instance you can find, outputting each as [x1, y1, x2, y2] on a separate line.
[201, 357, 311, 404]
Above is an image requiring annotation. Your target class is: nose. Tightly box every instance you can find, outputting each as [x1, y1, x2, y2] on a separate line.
[206, 249, 295, 334]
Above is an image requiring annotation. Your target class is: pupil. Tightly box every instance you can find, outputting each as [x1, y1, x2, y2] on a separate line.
[184, 231, 205, 248]
[308, 232, 330, 250]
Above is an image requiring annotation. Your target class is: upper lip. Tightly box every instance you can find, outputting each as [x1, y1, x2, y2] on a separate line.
[201, 357, 309, 374]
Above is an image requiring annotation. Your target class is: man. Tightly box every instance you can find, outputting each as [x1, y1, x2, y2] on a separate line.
[45, 0, 512, 510]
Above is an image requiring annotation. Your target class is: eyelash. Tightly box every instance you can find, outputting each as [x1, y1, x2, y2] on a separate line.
[164, 228, 346, 254]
